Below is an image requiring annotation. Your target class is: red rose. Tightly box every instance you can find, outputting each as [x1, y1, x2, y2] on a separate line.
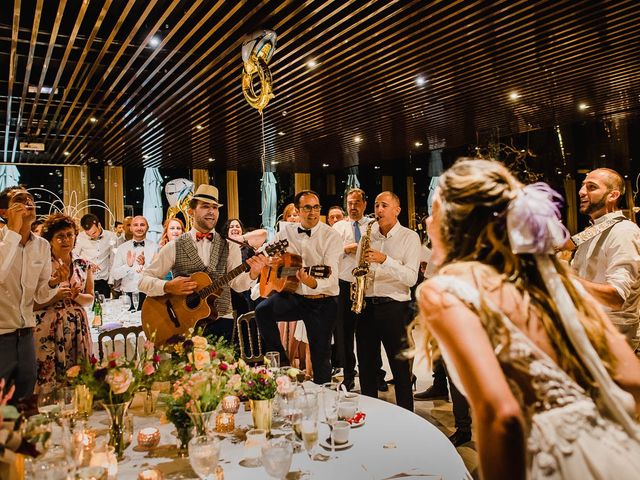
[108, 360, 117, 368]
[210, 351, 217, 358]
[219, 362, 228, 371]
[185, 365, 193, 373]
[90, 356, 98, 365]
[153, 354, 161, 363]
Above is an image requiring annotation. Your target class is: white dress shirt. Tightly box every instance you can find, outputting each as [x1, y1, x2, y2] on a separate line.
[111, 238, 158, 293]
[333, 216, 374, 282]
[138, 229, 253, 298]
[73, 229, 118, 281]
[271, 221, 342, 296]
[355, 221, 421, 302]
[572, 211, 640, 326]
[0, 226, 57, 333]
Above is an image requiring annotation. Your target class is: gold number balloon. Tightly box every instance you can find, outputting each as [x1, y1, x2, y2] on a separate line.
[242, 30, 277, 113]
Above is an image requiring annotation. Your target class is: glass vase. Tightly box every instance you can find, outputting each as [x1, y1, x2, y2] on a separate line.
[175, 424, 192, 456]
[101, 401, 130, 460]
[250, 399, 273, 434]
[187, 410, 215, 437]
[74, 385, 93, 419]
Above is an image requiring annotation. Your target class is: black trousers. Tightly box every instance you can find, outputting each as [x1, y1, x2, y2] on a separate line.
[94, 279, 111, 299]
[356, 299, 414, 411]
[196, 317, 235, 345]
[442, 360, 472, 433]
[255, 292, 337, 384]
[126, 291, 146, 311]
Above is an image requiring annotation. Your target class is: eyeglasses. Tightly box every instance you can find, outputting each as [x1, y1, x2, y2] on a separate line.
[300, 205, 322, 213]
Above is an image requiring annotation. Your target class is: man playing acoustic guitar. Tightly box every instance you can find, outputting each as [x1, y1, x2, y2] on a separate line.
[139, 185, 268, 344]
[255, 190, 342, 384]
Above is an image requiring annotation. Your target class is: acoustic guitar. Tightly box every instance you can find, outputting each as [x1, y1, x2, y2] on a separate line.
[142, 240, 288, 346]
[259, 252, 332, 297]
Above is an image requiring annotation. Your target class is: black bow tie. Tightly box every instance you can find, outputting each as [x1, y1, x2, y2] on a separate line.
[297, 227, 312, 237]
[133, 241, 145, 247]
[90, 235, 103, 241]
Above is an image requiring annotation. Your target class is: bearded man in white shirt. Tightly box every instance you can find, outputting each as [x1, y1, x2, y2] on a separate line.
[139, 185, 266, 343]
[111, 215, 157, 311]
[572, 168, 640, 346]
[354, 191, 421, 411]
[256, 190, 342, 384]
[0, 187, 59, 401]
[73, 213, 118, 299]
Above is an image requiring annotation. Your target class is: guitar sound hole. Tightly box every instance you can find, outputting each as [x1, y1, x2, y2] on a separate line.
[186, 293, 201, 309]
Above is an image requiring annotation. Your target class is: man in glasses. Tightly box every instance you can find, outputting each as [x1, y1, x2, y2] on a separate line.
[255, 190, 342, 384]
[0, 187, 59, 401]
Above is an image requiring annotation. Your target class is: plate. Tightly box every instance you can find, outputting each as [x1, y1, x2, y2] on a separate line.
[348, 417, 365, 428]
[320, 438, 353, 450]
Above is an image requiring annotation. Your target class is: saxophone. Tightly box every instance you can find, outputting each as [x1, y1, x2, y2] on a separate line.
[350, 219, 376, 313]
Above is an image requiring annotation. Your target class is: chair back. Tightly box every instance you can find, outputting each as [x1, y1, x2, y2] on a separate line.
[98, 325, 145, 362]
[234, 311, 263, 364]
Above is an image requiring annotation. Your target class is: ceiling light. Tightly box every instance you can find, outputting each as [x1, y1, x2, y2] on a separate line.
[416, 76, 426, 86]
[196, 125, 203, 130]
[354, 135, 362, 144]
[306, 59, 318, 68]
[374, 166, 380, 170]
[278, 131, 285, 136]
[271, 161, 279, 165]
[415, 167, 422, 171]
[64, 151, 70, 156]
[208, 157, 215, 162]
[149, 36, 161, 47]
[578, 103, 590, 111]
[90, 117, 97, 123]
[414, 141, 423, 147]
[509, 91, 521, 100]
[322, 163, 329, 168]
[282, 111, 287, 116]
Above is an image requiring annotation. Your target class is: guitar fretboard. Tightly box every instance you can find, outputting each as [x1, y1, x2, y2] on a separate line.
[198, 263, 250, 298]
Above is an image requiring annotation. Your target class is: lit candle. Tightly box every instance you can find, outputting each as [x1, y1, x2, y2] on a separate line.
[215, 412, 235, 433]
[138, 468, 163, 480]
[137, 427, 161, 449]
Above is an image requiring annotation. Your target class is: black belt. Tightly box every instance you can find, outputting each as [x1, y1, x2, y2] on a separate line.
[0, 327, 34, 338]
[368, 296, 394, 304]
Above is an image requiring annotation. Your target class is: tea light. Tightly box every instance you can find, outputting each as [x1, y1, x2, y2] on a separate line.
[89, 446, 118, 478]
[81, 430, 96, 448]
[221, 395, 240, 414]
[137, 427, 161, 449]
[215, 412, 235, 433]
[138, 468, 163, 480]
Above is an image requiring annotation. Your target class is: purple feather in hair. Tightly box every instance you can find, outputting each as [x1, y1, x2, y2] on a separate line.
[506, 182, 570, 254]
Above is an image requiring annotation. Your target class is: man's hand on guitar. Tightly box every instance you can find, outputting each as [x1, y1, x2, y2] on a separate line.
[247, 254, 270, 280]
[296, 268, 318, 289]
[164, 276, 199, 295]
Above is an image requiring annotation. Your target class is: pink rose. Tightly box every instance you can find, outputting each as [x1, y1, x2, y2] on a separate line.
[142, 363, 155, 376]
[192, 349, 211, 370]
[106, 368, 134, 395]
[66, 365, 81, 378]
[276, 375, 291, 394]
[191, 336, 208, 350]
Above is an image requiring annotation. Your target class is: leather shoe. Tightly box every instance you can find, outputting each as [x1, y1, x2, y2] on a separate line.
[377, 377, 389, 392]
[414, 385, 449, 401]
[448, 429, 472, 447]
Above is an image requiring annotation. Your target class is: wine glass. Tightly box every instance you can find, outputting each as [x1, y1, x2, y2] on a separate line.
[265, 351, 280, 371]
[261, 438, 294, 479]
[60, 387, 77, 421]
[188, 435, 220, 479]
[300, 395, 320, 463]
[131, 292, 140, 311]
[119, 294, 131, 319]
[37, 390, 62, 420]
[278, 385, 302, 439]
[321, 382, 339, 458]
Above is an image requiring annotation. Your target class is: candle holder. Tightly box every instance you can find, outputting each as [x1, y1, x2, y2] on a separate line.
[215, 412, 235, 433]
[138, 468, 163, 480]
[221, 395, 240, 414]
[137, 427, 161, 450]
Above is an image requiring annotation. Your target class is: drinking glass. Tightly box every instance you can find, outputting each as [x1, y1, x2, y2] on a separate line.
[261, 438, 294, 479]
[321, 382, 339, 457]
[188, 435, 221, 479]
[120, 294, 131, 314]
[131, 292, 140, 311]
[300, 397, 319, 462]
[60, 387, 77, 421]
[244, 428, 267, 467]
[37, 390, 62, 419]
[278, 385, 302, 439]
[264, 351, 280, 370]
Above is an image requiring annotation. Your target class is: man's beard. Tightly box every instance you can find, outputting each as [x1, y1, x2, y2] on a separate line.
[581, 197, 606, 215]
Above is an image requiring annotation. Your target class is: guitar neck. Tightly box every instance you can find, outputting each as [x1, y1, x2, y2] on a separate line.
[199, 262, 250, 298]
[279, 266, 311, 276]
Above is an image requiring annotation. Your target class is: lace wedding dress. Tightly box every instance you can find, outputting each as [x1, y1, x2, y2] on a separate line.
[427, 273, 640, 479]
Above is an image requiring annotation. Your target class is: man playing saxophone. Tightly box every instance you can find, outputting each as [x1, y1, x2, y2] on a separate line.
[354, 191, 421, 411]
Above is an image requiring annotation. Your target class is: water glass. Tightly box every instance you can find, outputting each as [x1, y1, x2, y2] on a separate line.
[261, 438, 294, 479]
[37, 390, 62, 419]
[265, 351, 280, 370]
[188, 435, 221, 479]
[120, 295, 131, 314]
[60, 387, 77, 420]
[244, 428, 267, 467]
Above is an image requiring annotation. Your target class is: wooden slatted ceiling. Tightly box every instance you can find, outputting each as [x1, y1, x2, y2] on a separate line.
[1, 0, 639, 171]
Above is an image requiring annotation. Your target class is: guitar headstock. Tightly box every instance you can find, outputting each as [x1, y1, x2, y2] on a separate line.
[265, 239, 289, 257]
[307, 265, 332, 278]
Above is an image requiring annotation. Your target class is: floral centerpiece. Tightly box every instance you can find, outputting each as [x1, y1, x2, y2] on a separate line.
[158, 331, 237, 450]
[65, 343, 159, 459]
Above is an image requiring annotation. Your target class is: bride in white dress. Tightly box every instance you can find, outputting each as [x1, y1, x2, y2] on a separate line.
[417, 158, 640, 479]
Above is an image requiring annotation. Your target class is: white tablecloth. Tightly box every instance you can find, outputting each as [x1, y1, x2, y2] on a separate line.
[88, 392, 469, 480]
[89, 300, 144, 359]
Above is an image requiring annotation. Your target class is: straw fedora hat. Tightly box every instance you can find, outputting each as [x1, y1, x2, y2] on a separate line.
[192, 184, 224, 207]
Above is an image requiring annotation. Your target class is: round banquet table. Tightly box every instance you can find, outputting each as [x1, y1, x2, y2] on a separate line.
[88, 390, 470, 480]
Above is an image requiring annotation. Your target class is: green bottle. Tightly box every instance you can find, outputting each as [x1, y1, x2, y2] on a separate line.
[92, 297, 103, 327]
